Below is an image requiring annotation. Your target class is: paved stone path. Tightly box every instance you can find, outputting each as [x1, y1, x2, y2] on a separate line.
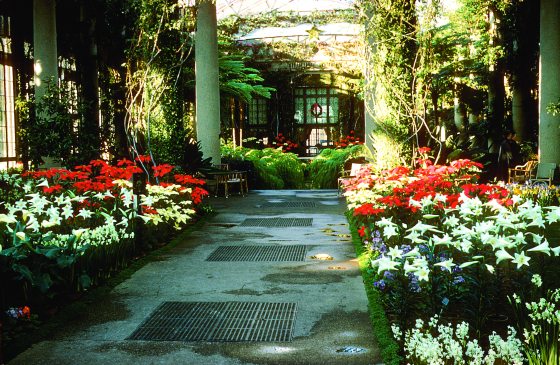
[10, 190, 380, 365]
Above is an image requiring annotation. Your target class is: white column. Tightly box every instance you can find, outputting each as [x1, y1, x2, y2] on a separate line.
[195, 0, 221, 165]
[33, 0, 58, 98]
[538, 0, 560, 163]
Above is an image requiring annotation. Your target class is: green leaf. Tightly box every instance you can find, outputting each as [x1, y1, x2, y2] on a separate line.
[12, 263, 33, 282]
[35, 272, 53, 293]
[78, 274, 92, 289]
[56, 255, 76, 268]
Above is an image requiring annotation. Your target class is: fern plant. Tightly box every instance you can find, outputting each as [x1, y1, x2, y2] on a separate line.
[221, 145, 305, 189]
[307, 145, 367, 189]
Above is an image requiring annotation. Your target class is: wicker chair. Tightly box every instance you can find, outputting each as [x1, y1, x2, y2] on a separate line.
[508, 160, 538, 184]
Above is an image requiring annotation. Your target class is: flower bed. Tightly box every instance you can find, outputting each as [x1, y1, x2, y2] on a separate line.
[0, 157, 208, 306]
[343, 148, 560, 364]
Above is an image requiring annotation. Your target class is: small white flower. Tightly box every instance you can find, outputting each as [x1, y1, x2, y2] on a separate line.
[434, 259, 455, 272]
[77, 209, 93, 219]
[512, 252, 531, 269]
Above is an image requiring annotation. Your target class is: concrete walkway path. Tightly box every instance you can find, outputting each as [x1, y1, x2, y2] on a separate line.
[10, 190, 380, 365]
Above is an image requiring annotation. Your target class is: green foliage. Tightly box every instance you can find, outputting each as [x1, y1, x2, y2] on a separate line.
[221, 145, 305, 189]
[16, 81, 74, 168]
[219, 53, 275, 101]
[547, 98, 560, 117]
[368, 129, 406, 172]
[307, 145, 367, 189]
[347, 214, 402, 365]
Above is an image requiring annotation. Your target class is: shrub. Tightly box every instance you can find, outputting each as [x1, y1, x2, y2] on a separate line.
[307, 144, 367, 189]
[221, 145, 305, 189]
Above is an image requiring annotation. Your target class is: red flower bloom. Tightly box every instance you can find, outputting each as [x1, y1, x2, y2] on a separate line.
[191, 187, 209, 205]
[358, 225, 367, 237]
[135, 155, 152, 164]
[42, 185, 63, 195]
[153, 164, 174, 178]
[174, 174, 206, 186]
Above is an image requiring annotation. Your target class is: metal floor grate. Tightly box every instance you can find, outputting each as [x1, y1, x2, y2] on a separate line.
[262, 202, 317, 208]
[127, 301, 297, 342]
[207, 245, 308, 262]
[240, 218, 313, 227]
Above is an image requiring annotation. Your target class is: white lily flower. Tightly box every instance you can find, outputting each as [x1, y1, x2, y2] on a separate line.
[443, 215, 460, 228]
[512, 232, 526, 244]
[409, 198, 422, 208]
[459, 239, 473, 253]
[373, 256, 401, 274]
[403, 260, 417, 275]
[511, 194, 523, 205]
[383, 225, 399, 239]
[434, 193, 447, 203]
[105, 215, 116, 226]
[453, 225, 474, 239]
[46, 206, 60, 219]
[408, 221, 438, 235]
[486, 199, 506, 212]
[14, 200, 27, 210]
[61, 205, 74, 219]
[72, 229, 87, 240]
[486, 264, 495, 274]
[495, 249, 514, 264]
[0, 214, 16, 224]
[141, 195, 154, 207]
[77, 209, 93, 219]
[41, 220, 58, 228]
[492, 236, 515, 250]
[377, 216, 396, 227]
[527, 240, 551, 256]
[545, 206, 560, 223]
[411, 256, 428, 268]
[23, 182, 33, 193]
[36, 179, 49, 188]
[434, 259, 455, 272]
[404, 230, 425, 244]
[551, 246, 560, 256]
[433, 234, 453, 247]
[420, 196, 433, 208]
[403, 247, 421, 258]
[416, 267, 430, 282]
[527, 215, 546, 228]
[512, 252, 531, 269]
[15, 231, 26, 241]
[387, 246, 403, 260]
[27, 218, 40, 232]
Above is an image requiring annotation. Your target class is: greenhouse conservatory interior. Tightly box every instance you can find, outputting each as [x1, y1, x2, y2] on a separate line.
[1, 0, 560, 364]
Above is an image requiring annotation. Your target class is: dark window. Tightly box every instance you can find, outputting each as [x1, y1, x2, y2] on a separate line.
[247, 98, 268, 126]
[294, 87, 338, 125]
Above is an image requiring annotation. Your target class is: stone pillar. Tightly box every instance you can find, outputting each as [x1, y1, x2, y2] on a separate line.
[33, 0, 58, 98]
[195, 0, 221, 165]
[363, 39, 377, 155]
[363, 81, 377, 154]
[538, 0, 560, 163]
